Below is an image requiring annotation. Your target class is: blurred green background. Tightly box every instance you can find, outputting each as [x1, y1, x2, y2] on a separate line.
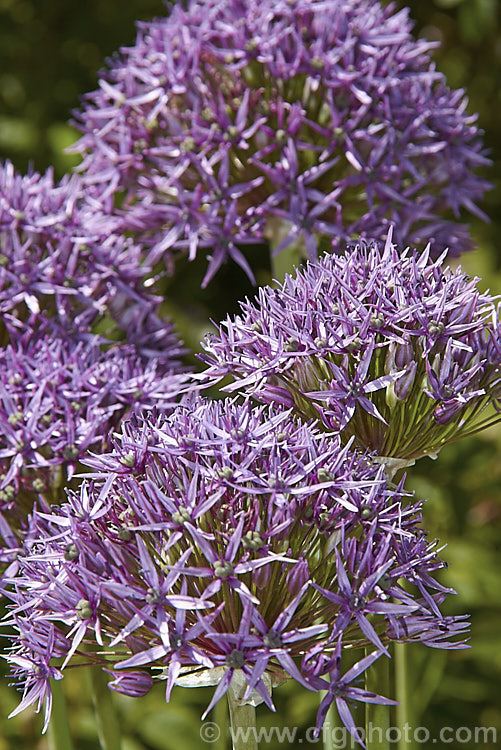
[0, 0, 500, 748]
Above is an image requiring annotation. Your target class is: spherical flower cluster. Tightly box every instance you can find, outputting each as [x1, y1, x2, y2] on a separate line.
[1, 397, 468, 737]
[0, 159, 189, 566]
[72, 0, 489, 285]
[0, 334, 187, 565]
[200, 231, 501, 466]
[0, 160, 180, 360]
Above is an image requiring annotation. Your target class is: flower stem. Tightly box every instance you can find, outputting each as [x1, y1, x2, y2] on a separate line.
[227, 685, 258, 750]
[47, 679, 74, 750]
[365, 653, 390, 750]
[395, 642, 414, 750]
[214, 694, 229, 750]
[87, 666, 122, 750]
[265, 217, 305, 282]
[322, 700, 340, 750]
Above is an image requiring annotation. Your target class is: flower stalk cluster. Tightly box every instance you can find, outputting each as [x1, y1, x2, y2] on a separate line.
[2, 398, 468, 738]
[72, 0, 489, 285]
[200, 232, 501, 463]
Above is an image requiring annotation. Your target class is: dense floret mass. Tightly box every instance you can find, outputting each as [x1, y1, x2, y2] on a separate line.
[0, 162, 189, 567]
[0, 160, 183, 362]
[0, 334, 187, 563]
[72, 0, 489, 285]
[200, 232, 501, 462]
[1, 397, 468, 736]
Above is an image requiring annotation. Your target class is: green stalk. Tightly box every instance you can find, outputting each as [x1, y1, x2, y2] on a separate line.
[321, 698, 342, 750]
[395, 642, 414, 750]
[365, 654, 390, 750]
[47, 679, 74, 750]
[265, 217, 306, 282]
[87, 666, 122, 750]
[214, 694, 229, 750]
[227, 688, 258, 750]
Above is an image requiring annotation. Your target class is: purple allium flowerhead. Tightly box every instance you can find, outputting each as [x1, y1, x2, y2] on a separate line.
[72, 0, 490, 287]
[0, 332, 187, 566]
[200, 231, 501, 467]
[1, 396, 468, 738]
[0, 160, 182, 360]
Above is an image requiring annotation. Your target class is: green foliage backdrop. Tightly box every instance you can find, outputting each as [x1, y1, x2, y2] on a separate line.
[0, 0, 500, 748]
